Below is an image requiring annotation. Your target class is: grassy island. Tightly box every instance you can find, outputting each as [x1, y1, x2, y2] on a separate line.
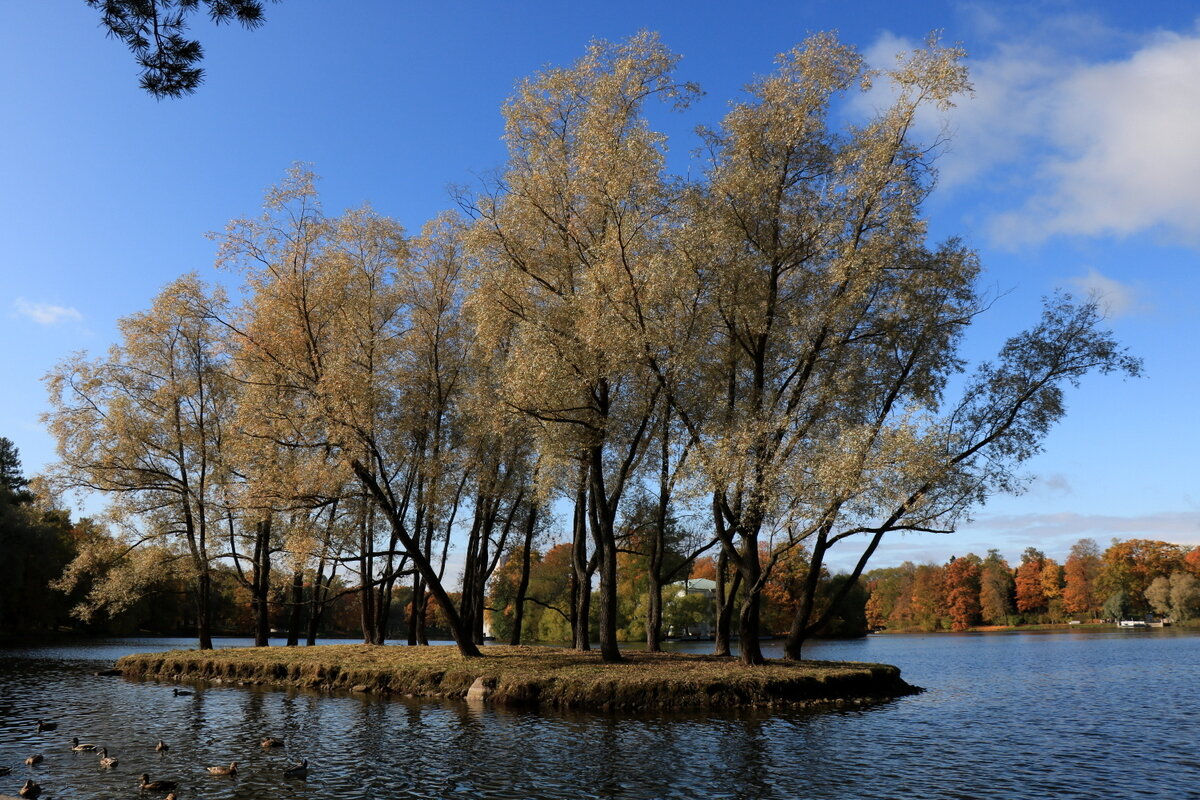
[115, 645, 919, 712]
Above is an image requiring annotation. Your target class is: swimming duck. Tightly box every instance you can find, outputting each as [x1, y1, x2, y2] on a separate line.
[35, 720, 56, 732]
[24, 755, 43, 767]
[18, 779, 40, 798]
[155, 739, 169, 753]
[172, 687, 192, 696]
[283, 758, 308, 778]
[206, 761, 237, 776]
[0, 766, 11, 776]
[260, 737, 284, 748]
[99, 747, 118, 768]
[71, 737, 98, 752]
[138, 773, 177, 791]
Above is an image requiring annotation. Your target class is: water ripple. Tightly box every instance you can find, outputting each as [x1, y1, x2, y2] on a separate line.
[1, 633, 1198, 798]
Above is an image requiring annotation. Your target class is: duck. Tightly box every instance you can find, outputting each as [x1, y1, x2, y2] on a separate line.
[18, 779, 41, 798]
[71, 736, 98, 752]
[260, 737, 284, 748]
[35, 720, 56, 732]
[24, 755, 43, 767]
[0, 766, 11, 776]
[206, 761, 237, 776]
[172, 687, 192, 696]
[282, 758, 308, 778]
[138, 773, 177, 791]
[99, 747, 118, 768]
[155, 739, 169, 753]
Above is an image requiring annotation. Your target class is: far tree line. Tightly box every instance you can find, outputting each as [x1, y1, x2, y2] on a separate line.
[864, 538, 1200, 631]
[7, 437, 1194, 644]
[32, 33, 1139, 665]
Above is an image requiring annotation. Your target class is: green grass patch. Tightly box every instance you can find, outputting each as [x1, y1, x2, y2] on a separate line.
[116, 644, 918, 712]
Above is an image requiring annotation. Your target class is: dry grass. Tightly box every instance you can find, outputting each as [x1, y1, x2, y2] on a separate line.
[116, 645, 918, 711]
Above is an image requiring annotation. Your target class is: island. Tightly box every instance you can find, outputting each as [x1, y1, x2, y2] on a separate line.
[116, 645, 919, 712]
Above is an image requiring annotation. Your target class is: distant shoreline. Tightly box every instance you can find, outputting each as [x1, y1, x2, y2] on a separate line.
[872, 621, 1197, 635]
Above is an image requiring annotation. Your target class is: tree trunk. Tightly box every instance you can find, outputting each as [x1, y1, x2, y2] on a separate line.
[286, 569, 304, 646]
[407, 575, 422, 646]
[196, 569, 213, 650]
[415, 593, 429, 645]
[589, 444, 622, 664]
[252, 518, 271, 647]
[305, 562, 330, 646]
[510, 502, 538, 646]
[646, 573, 663, 652]
[714, 549, 740, 657]
[359, 501, 377, 645]
[736, 532, 765, 665]
[646, 416, 670, 653]
[571, 461, 591, 651]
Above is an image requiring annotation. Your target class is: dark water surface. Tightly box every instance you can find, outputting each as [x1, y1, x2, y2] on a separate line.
[1, 631, 1198, 799]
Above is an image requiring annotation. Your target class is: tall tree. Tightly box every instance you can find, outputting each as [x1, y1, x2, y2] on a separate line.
[469, 33, 698, 663]
[979, 549, 1015, 625]
[45, 275, 233, 648]
[0, 440, 78, 632]
[1097, 538, 1186, 617]
[1014, 547, 1048, 616]
[1063, 538, 1102, 617]
[652, 32, 986, 664]
[217, 167, 480, 656]
[944, 554, 982, 631]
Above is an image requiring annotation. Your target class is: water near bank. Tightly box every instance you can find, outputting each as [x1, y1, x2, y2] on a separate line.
[1, 631, 1198, 799]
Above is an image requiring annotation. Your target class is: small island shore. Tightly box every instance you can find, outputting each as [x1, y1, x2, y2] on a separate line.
[116, 644, 920, 712]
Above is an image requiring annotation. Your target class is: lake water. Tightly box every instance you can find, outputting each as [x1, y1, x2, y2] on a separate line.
[1, 630, 1197, 799]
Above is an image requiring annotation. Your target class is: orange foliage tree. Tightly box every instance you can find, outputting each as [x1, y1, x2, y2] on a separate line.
[1063, 538, 1102, 617]
[1014, 548, 1048, 615]
[944, 554, 982, 631]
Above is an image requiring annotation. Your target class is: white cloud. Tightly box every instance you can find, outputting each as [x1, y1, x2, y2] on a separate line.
[861, 21, 1200, 246]
[824, 510, 1200, 572]
[1066, 268, 1146, 318]
[13, 298, 83, 325]
[965, 510, 1200, 546]
[999, 32, 1200, 244]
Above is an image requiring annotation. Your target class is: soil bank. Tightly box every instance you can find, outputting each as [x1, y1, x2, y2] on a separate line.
[115, 644, 920, 712]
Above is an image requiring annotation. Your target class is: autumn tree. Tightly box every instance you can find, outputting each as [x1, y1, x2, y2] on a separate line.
[944, 554, 982, 631]
[759, 543, 814, 635]
[656, 31, 1142, 662]
[45, 275, 233, 648]
[1014, 547, 1048, 616]
[863, 563, 916, 630]
[979, 550, 1015, 625]
[216, 168, 480, 656]
[1063, 538, 1102, 617]
[909, 563, 948, 630]
[1097, 538, 1186, 617]
[468, 33, 698, 663]
[488, 542, 574, 642]
[1040, 557, 1064, 621]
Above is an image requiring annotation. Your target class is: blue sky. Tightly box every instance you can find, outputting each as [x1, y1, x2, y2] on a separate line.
[3, 1, 1198, 572]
